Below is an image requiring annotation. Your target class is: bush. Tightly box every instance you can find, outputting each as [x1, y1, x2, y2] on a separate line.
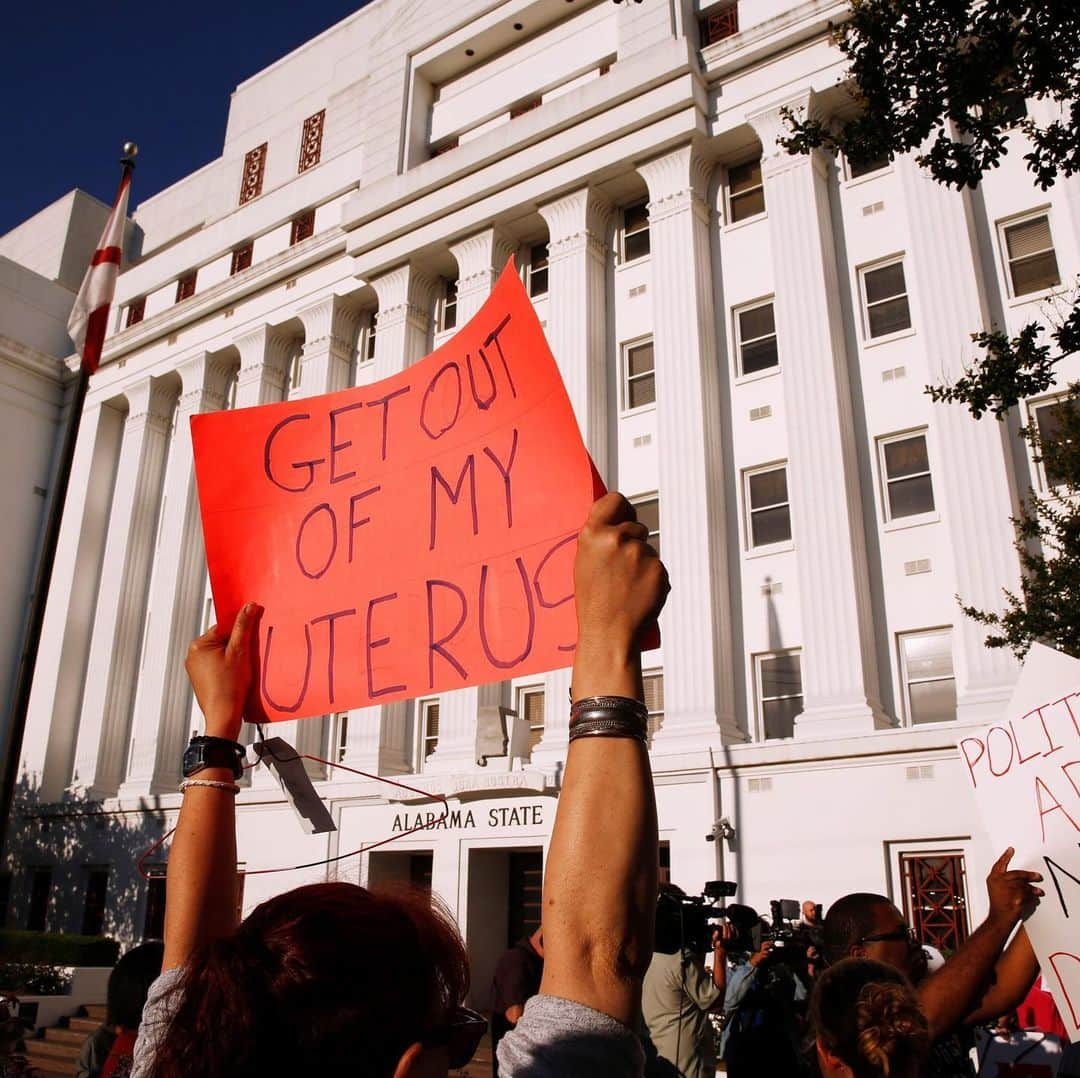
[0, 931, 118, 967]
[0, 961, 72, 995]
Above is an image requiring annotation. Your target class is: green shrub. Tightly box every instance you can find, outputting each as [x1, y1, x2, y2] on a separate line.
[0, 931, 118, 967]
[0, 961, 71, 995]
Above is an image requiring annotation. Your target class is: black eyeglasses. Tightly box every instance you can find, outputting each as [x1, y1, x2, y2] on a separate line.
[424, 1006, 487, 1068]
[857, 926, 920, 947]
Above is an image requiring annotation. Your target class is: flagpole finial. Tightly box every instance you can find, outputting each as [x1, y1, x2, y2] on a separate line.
[121, 142, 139, 166]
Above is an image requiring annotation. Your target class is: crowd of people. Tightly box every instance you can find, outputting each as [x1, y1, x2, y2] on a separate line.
[33, 492, 1073, 1076]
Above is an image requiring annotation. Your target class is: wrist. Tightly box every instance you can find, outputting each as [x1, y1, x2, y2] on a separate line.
[572, 636, 641, 703]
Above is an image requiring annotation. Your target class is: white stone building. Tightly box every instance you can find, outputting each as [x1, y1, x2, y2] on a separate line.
[4, 0, 1078, 1004]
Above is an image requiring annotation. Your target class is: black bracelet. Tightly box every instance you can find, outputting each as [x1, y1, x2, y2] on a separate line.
[568, 696, 649, 745]
[570, 695, 648, 724]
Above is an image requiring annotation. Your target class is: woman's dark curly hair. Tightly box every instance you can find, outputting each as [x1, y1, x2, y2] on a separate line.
[147, 881, 469, 1078]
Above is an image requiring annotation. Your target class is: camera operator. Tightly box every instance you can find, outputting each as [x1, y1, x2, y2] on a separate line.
[718, 905, 809, 1078]
[641, 886, 729, 1078]
[800, 900, 825, 980]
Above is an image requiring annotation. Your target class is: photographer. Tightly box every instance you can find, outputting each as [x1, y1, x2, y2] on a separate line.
[641, 886, 729, 1078]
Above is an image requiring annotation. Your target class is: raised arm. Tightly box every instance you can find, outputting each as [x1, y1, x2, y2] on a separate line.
[962, 926, 1039, 1025]
[917, 848, 1042, 1039]
[162, 603, 257, 971]
[539, 493, 670, 1026]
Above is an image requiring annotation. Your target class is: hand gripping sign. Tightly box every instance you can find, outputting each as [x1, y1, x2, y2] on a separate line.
[192, 261, 606, 724]
[959, 643, 1080, 1042]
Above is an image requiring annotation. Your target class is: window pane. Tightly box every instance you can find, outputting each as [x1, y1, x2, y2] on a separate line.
[634, 499, 660, 535]
[888, 474, 935, 518]
[739, 303, 775, 341]
[628, 342, 655, 377]
[624, 228, 651, 261]
[741, 337, 779, 374]
[763, 696, 801, 739]
[731, 187, 766, 223]
[909, 678, 957, 724]
[903, 633, 954, 681]
[629, 373, 656, 409]
[884, 435, 929, 479]
[729, 159, 762, 194]
[1010, 251, 1061, 296]
[864, 263, 906, 304]
[761, 653, 802, 698]
[849, 152, 889, 178]
[1005, 216, 1052, 260]
[868, 295, 912, 337]
[751, 505, 791, 546]
[643, 674, 664, 715]
[425, 703, 440, 739]
[529, 266, 548, 297]
[748, 468, 788, 509]
[624, 202, 649, 232]
[1036, 401, 1074, 486]
[523, 691, 544, 726]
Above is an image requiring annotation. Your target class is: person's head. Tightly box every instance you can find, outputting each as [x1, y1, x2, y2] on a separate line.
[811, 958, 929, 1078]
[803, 900, 820, 924]
[148, 882, 473, 1078]
[107, 941, 164, 1031]
[823, 894, 928, 984]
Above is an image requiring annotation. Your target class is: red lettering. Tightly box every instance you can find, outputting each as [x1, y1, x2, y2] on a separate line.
[1035, 775, 1080, 842]
[1047, 952, 1080, 1032]
[960, 737, 986, 789]
[987, 725, 1016, 777]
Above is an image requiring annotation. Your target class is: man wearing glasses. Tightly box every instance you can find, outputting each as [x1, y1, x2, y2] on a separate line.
[823, 848, 1044, 1078]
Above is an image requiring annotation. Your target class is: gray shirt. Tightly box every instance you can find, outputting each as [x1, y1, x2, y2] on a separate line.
[641, 950, 720, 1078]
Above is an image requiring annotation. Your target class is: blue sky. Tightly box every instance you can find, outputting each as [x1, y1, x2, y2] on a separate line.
[0, 2, 372, 237]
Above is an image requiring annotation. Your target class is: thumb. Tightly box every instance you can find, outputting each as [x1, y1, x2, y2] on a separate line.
[991, 847, 1015, 875]
[227, 602, 257, 657]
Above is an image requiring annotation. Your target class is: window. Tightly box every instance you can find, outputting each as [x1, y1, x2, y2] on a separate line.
[81, 868, 109, 937]
[143, 870, 166, 940]
[644, 671, 664, 743]
[527, 243, 549, 298]
[880, 432, 935, 520]
[899, 629, 957, 725]
[27, 868, 51, 931]
[846, 151, 890, 179]
[624, 340, 655, 410]
[517, 687, 545, 753]
[175, 270, 197, 303]
[230, 242, 253, 276]
[410, 853, 434, 893]
[861, 260, 911, 338]
[756, 651, 803, 739]
[746, 465, 791, 548]
[125, 297, 145, 328]
[632, 496, 660, 558]
[727, 158, 765, 223]
[1002, 214, 1060, 297]
[363, 320, 377, 364]
[1032, 397, 1076, 488]
[699, 2, 738, 46]
[439, 279, 458, 332]
[239, 143, 267, 205]
[290, 209, 316, 246]
[420, 700, 440, 764]
[622, 202, 650, 262]
[510, 97, 541, 119]
[331, 713, 349, 763]
[298, 109, 326, 173]
[900, 852, 969, 952]
[735, 301, 778, 376]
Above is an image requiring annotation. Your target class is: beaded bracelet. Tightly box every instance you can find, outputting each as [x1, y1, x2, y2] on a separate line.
[179, 778, 241, 795]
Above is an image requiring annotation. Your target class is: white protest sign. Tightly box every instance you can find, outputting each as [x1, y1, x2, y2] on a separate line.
[959, 643, 1080, 1042]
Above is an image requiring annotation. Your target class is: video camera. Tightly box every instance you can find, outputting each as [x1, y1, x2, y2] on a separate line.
[655, 880, 739, 954]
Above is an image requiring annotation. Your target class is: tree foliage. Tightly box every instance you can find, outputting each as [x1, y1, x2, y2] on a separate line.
[784, 0, 1080, 657]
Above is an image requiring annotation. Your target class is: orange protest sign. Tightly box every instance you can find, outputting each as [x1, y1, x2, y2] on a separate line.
[192, 261, 604, 723]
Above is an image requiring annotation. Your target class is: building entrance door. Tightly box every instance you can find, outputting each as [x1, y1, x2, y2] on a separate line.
[900, 851, 969, 953]
[368, 850, 434, 893]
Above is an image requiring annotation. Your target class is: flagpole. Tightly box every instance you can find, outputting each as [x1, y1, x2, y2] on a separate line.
[0, 144, 137, 858]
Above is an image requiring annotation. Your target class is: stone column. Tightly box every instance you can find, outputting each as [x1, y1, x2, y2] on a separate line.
[120, 353, 233, 796]
[748, 95, 888, 736]
[71, 377, 176, 797]
[898, 158, 1022, 720]
[22, 394, 126, 801]
[296, 293, 359, 396]
[532, 189, 612, 768]
[638, 143, 740, 750]
[423, 231, 516, 774]
[341, 265, 436, 775]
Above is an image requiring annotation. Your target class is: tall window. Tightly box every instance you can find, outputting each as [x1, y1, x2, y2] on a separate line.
[727, 158, 765, 223]
[644, 671, 664, 743]
[143, 870, 167, 940]
[81, 868, 109, 937]
[27, 868, 51, 931]
[331, 713, 349, 764]
[298, 109, 326, 173]
[420, 699, 440, 765]
[632, 496, 660, 557]
[527, 243, 549, 297]
[699, 2, 738, 46]
[363, 320, 377, 364]
[622, 202, 650, 262]
[746, 465, 791, 548]
[1002, 214, 1060, 297]
[230, 242, 254, 276]
[125, 297, 146, 328]
[175, 270, 197, 303]
[899, 629, 956, 724]
[517, 686, 545, 753]
[1032, 397, 1076, 488]
[846, 151, 890, 180]
[239, 143, 268, 205]
[861, 260, 911, 338]
[439, 278, 458, 332]
[290, 209, 316, 246]
[756, 652, 803, 739]
[879, 432, 935, 520]
[624, 340, 655, 409]
[735, 300, 778, 376]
